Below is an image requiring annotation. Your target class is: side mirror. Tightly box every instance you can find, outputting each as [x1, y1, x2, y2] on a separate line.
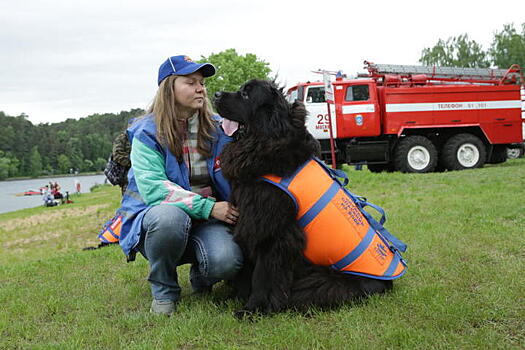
[306, 96, 312, 103]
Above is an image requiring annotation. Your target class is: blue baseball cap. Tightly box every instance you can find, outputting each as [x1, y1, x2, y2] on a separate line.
[157, 55, 216, 85]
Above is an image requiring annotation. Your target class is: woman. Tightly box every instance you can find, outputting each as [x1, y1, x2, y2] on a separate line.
[116, 55, 243, 315]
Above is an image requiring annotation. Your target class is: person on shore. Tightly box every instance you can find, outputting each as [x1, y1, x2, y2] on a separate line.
[52, 181, 63, 200]
[74, 179, 81, 194]
[113, 55, 242, 316]
[42, 185, 56, 207]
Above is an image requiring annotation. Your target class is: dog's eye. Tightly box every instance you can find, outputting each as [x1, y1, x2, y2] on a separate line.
[240, 91, 249, 100]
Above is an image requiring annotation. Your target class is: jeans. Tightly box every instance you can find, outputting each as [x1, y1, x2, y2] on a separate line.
[136, 204, 243, 302]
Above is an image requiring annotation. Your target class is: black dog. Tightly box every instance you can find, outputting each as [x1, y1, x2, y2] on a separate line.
[215, 80, 392, 317]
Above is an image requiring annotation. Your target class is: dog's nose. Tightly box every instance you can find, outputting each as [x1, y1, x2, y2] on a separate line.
[214, 91, 223, 98]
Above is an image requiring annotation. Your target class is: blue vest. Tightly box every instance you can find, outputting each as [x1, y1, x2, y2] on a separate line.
[116, 114, 232, 257]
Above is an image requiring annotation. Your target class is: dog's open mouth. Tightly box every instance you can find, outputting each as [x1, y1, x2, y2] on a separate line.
[221, 118, 239, 137]
[221, 118, 246, 138]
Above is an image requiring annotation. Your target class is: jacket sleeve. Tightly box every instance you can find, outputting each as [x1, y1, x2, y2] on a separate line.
[130, 137, 216, 220]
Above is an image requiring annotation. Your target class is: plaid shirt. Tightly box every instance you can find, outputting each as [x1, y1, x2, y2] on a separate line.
[181, 114, 212, 197]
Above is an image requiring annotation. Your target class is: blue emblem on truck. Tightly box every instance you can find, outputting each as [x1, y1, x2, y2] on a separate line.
[355, 115, 363, 126]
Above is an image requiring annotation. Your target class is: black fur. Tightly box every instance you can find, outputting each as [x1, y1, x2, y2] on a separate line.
[215, 80, 392, 317]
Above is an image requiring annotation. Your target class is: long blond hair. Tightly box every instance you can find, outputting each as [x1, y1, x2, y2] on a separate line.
[147, 75, 215, 161]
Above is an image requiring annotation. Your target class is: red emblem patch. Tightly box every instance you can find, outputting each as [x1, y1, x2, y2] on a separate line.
[213, 157, 221, 172]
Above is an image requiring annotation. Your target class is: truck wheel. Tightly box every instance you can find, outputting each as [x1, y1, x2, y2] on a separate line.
[442, 133, 486, 170]
[507, 144, 525, 159]
[394, 136, 438, 173]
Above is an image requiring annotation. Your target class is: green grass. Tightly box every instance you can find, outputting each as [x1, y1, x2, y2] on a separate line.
[1, 160, 524, 349]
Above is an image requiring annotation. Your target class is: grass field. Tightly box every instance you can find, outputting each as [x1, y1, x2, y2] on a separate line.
[1, 160, 524, 349]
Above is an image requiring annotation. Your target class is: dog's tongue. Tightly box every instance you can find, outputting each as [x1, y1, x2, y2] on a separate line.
[221, 118, 239, 137]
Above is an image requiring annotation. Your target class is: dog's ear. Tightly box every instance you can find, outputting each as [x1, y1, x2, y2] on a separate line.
[253, 104, 289, 138]
[268, 80, 288, 101]
[290, 101, 307, 128]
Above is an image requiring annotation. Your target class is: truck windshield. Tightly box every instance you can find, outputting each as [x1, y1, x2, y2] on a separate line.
[287, 89, 298, 103]
[306, 86, 326, 103]
[345, 85, 370, 102]
[297, 86, 305, 102]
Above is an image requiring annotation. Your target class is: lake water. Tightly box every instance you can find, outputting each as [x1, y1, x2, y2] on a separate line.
[0, 174, 108, 214]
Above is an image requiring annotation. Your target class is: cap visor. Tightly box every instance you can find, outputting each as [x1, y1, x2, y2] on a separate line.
[198, 63, 216, 77]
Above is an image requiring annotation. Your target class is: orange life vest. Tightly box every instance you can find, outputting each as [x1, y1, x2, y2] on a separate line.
[262, 158, 407, 280]
[98, 215, 123, 244]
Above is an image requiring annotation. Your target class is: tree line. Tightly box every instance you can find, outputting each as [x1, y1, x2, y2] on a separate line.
[420, 23, 525, 68]
[0, 109, 145, 180]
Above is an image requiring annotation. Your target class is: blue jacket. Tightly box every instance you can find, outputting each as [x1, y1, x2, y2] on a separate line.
[116, 114, 231, 257]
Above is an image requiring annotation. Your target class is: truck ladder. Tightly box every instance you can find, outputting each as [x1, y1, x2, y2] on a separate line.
[363, 61, 523, 85]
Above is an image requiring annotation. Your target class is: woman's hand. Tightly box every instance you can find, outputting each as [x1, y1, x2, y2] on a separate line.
[211, 201, 239, 225]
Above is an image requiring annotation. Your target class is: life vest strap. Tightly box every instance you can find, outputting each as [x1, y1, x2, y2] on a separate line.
[280, 160, 311, 188]
[322, 164, 350, 186]
[310, 157, 350, 186]
[332, 226, 375, 270]
[384, 251, 403, 277]
[358, 203, 407, 253]
[341, 184, 407, 253]
[340, 266, 407, 280]
[297, 181, 340, 228]
[260, 178, 299, 213]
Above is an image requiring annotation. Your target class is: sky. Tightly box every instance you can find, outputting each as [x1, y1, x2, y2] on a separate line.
[1, 0, 524, 125]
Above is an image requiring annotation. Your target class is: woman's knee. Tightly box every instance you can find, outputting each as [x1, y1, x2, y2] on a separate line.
[198, 236, 244, 280]
[142, 205, 191, 247]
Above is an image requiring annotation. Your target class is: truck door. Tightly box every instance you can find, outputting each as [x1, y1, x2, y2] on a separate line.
[304, 85, 336, 140]
[337, 83, 381, 138]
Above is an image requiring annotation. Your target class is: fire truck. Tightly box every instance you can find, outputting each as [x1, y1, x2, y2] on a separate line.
[286, 62, 524, 173]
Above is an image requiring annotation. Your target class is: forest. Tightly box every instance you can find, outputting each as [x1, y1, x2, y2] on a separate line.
[0, 109, 144, 179]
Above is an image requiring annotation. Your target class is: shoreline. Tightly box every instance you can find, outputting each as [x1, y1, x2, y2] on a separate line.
[1, 172, 104, 182]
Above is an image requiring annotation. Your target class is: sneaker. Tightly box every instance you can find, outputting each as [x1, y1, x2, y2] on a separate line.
[150, 299, 176, 316]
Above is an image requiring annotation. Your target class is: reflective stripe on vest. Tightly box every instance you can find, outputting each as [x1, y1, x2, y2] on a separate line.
[98, 215, 123, 243]
[262, 159, 406, 280]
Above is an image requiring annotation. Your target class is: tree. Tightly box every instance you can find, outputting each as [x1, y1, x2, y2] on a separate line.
[198, 49, 272, 98]
[28, 146, 42, 177]
[7, 155, 19, 177]
[0, 151, 20, 178]
[57, 154, 71, 174]
[0, 157, 9, 180]
[82, 159, 94, 172]
[65, 137, 84, 171]
[94, 157, 108, 171]
[420, 34, 490, 67]
[490, 23, 525, 69]
[0, 125, 15, 153]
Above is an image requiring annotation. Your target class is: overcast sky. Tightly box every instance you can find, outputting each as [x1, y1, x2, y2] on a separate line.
[1, 0, 524, 124]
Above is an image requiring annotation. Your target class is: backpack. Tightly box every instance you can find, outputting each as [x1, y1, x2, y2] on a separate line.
[104, 132, 131, 187]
